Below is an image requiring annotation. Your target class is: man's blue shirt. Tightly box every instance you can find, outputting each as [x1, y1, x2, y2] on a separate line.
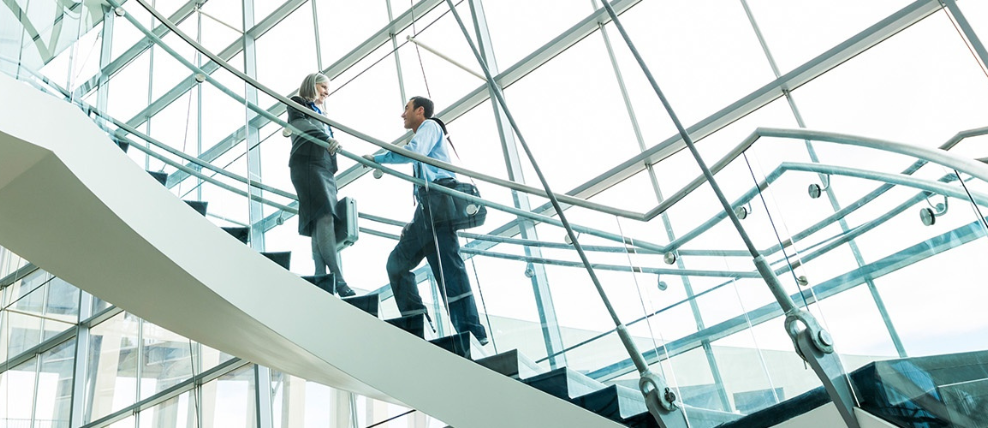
[374, 120, 455, 194]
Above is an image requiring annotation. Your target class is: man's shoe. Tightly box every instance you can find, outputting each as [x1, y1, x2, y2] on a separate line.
[335, 283, 356, 297]
[478, 336, 489, 346]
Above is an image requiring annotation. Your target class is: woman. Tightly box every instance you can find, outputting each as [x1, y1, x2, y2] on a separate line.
[287, 72, 354, 297]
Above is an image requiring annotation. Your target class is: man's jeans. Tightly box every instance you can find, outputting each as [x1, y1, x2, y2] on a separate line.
[386, 203, 487, 341]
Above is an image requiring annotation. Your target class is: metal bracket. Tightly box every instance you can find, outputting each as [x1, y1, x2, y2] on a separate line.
[639, 370, 689, 428]
[795, 329, 861, 428]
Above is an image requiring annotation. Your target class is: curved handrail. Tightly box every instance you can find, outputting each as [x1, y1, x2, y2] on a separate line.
[116, 0, 641, 220]
[646, 127, 988, 221]
[27, 36, 986, 269]
[113, 0, 988, 231]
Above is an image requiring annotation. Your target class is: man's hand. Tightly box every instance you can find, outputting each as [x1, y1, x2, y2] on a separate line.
[362, 154, 376, 168]
[326, 138, 340, 155]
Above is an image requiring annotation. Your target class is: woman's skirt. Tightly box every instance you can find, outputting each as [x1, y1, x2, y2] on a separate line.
[290, 158, 339, 237]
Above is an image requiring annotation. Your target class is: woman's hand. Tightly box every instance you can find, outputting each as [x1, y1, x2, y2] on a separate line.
[326, 138, 340, 155]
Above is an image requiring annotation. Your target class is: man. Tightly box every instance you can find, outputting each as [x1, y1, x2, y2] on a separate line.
[363, 96, 489, 345]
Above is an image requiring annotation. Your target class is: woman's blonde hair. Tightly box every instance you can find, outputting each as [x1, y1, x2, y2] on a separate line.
[298, 72, 329, 102]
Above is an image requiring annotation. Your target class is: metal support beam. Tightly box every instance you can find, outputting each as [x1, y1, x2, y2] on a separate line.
[444, 1, 683, 425]
[242, 0, 265, 252]
[156, 0, 440, 188]
[738, 0, 906, 359]
[597, 0, 856, 425]
[593, 0, 731, 411]
[69, 291, 94, 426]
[941, 0, 988, 72]
[71, 0, 203, 99]
[468, 0, 565, 369]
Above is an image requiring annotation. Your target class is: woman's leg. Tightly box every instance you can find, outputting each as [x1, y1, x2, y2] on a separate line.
[311, 233, 327, 276]
[313, 214, 354, 296]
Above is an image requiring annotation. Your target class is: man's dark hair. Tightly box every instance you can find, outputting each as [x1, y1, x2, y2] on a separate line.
[410, 96, 434, 118]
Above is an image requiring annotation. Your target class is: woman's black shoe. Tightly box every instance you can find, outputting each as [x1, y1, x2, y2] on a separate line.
[335, 283, 356, 297]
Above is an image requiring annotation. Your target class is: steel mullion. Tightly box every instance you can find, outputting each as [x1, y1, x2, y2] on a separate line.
[80, 357, 250, 428]
[739, 0, 907, 359]
[0, 328, 75, 377]
[68, 291, 94, 427]
[141, 0, 441, 188]
[592, 0, 730, 409]
[71, 0, 203, 99]
[467, 0, 566, 369]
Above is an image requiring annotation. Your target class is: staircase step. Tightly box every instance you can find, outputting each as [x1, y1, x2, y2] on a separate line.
[523, 367, 606, 401]
[716, 387, 824, 428]
[680, 405, 742, 427]
[430, 331, 488, 360]
[147, 170, 168, 186]
[573, 384, 648, 424]
[385, 314, 426, 339]
[341, 294, 379, 317]
[260, 251, 291, 270]
[475, 349, 544, 380]
[302, 274, 335, 295]
[849, 349, 988, 428]
[184, 200, 208, 217]
[222, 227, 250, 244]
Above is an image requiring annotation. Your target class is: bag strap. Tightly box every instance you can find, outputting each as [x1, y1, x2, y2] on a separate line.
[429, 117, 476, 186]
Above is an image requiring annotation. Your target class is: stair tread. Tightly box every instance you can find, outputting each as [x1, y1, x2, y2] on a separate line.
[184, 200, 208, 217]
[302, 274, 335, 294]
[429, 331, 488, 360]
[385, 314, 427, 339]
[573, 384, 647, 421]
[222, 226, 249, 244]
[260, 251, 291, 270]
[475, 349, 545, 380]
[523, 367, 606, 400]
[342, 294, 379, 317]
[147, 170, 168, 186]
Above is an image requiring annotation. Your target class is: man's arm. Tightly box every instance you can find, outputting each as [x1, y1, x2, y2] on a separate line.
[373, 120, 442, 165]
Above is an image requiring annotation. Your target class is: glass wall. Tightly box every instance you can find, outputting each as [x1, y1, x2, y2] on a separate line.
[0, 248, 448, 427]
[2, 0, 988, 425]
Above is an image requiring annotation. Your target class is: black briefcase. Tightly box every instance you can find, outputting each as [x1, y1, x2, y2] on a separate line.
[335, 197, 359, 250]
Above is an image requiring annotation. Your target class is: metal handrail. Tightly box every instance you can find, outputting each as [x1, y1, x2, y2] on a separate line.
[111, 0, 988, 232]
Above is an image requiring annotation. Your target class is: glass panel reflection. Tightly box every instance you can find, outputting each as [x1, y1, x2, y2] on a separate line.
[0, 357, 38, 426]
[86, 312, 141, 423]
[200, 365, 257, 428]
[137, 390, 197, 428]
[36, 338, 76, 428]
[141, 323, 194, 400]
